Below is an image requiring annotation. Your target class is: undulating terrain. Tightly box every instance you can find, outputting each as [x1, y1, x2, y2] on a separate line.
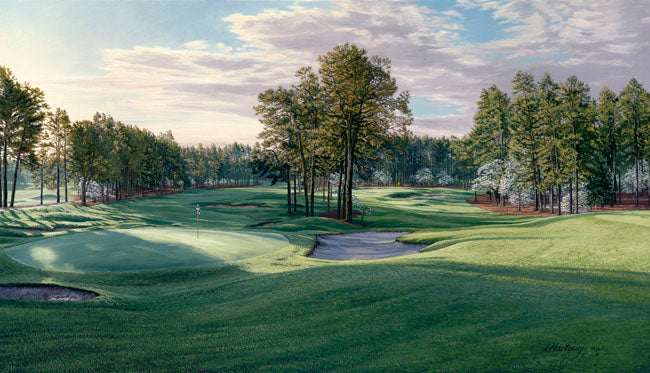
[0, 186, 648, 371]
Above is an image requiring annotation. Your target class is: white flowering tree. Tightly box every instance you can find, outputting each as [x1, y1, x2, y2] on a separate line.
[499, 159, 532, 210]
[621, 160, 649, 194]
[414, 168, 435, 185]
[78, 180, 103, 203]
[436, 171, 453, 186]
[330, 172, 341, 186]
[560, 183, 590, 213]
[472, 159, 504, 202]
[352, 195, 372, 223]
[371, 170, 390, 185]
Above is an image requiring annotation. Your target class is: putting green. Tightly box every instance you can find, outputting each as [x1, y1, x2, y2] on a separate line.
[4, 228, 290, 272]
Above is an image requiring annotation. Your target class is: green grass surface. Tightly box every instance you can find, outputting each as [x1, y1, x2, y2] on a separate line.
[5, 228, 289, 272]
[0, 185, 648, 372]
[7, 188, 75, 207]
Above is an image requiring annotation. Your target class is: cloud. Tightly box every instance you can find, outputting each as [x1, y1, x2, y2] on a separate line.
[184, 40, 208, 50]
[32, 0, 650, 145]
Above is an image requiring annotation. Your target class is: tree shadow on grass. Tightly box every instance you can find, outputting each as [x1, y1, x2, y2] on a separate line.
[147, 259, 650, 371]
[2, 253, 648, 371]
[4, 230, 229, 273]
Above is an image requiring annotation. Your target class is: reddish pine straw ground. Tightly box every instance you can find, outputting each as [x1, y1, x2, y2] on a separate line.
[469, 192, 650, 217]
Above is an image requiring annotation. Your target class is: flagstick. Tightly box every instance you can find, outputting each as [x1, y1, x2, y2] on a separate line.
[196, 204, 200, 238]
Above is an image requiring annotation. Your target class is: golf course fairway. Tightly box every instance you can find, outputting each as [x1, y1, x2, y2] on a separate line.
[0, 186, 648, 371]
[4, 228, 289, 272]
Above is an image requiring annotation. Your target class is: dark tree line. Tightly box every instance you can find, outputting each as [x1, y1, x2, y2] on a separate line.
[455, 71, 650, 214]
[69, 114, 186, 205]
[182, 143, 258, 187]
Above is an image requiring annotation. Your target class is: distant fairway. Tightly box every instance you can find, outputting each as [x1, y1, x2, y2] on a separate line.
[7, 188, 59, 207]
[4, 228, 289, 272]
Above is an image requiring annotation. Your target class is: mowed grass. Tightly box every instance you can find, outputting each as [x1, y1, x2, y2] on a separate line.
[8, 187, 74, 207]
[0, 185, 648, 372]
[4, 228, 289, 272]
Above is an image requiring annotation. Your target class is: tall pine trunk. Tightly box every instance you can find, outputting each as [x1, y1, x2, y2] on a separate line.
[40, 161, 44, 205]
[56, 151, 60, 203]
[550, 187, 555, 214]
[344, 137, 354, 223]
[569, 178, 573, 214]
[64, 149, 68, 202]
[293, 172, 297, 212]
[10, 157, 21, 207]
[611, 150, 616, 207]
[337, 164, 343, 219]
[557, 185, 562, 216]
[634, 119, 639, 206]
[310, 154, 315, 217]
[81, 178, 87, 206]
[575, 171, 580, 214]
[286, 167, 291, 215]
[3, 139, 8, 207]
[327, 177, 331, 212]
[635, 157, 639, 207]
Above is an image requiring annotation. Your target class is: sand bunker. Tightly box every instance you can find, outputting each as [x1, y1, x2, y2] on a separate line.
[425, 193, 445, 198]
[310, 231, 426, 260]
[0, 285, 98, 301]
[206, 204, 268, 208]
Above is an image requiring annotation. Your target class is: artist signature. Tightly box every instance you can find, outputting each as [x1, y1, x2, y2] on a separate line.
[541, 342, 605, 359]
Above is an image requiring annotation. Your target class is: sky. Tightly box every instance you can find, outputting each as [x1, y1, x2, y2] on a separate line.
[1, 0, 649, 145]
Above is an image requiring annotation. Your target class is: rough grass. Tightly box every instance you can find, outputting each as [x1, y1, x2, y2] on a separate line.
[0, 185, 648, 372]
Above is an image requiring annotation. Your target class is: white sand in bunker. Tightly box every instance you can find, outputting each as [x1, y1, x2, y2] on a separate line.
[310, 231, 427, 260]
[0, 285, 98, 301]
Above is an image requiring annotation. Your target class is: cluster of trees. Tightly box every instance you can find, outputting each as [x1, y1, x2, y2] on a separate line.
[455, 71, 650, 214]
[69, 114, 185, 205]
[2, 65, 188, 207]
[252, 43, 412, 222]
[1, 66, 48, 207]
[182, 143, 257, 187]
[366, 134, 456, 186]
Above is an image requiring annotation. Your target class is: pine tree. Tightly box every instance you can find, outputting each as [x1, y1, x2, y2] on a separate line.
[559, 76, 593, 214]
[537, 73, 570, 215]
[619, 78, 650, 206]
[45, 108, 71, 204]
[319, 43, 411, 222]
[595, 87, 622, 206]
[509, 71, 543, 210]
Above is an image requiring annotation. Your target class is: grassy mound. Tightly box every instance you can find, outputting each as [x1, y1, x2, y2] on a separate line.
[0, 185, 647, 371]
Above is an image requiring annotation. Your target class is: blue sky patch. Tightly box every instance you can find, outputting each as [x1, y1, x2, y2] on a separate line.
[410, 96, 464, 117]
[417, 0, 518, 43]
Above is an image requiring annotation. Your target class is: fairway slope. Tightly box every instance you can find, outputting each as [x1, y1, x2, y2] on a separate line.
[0, 186, 648, 371]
